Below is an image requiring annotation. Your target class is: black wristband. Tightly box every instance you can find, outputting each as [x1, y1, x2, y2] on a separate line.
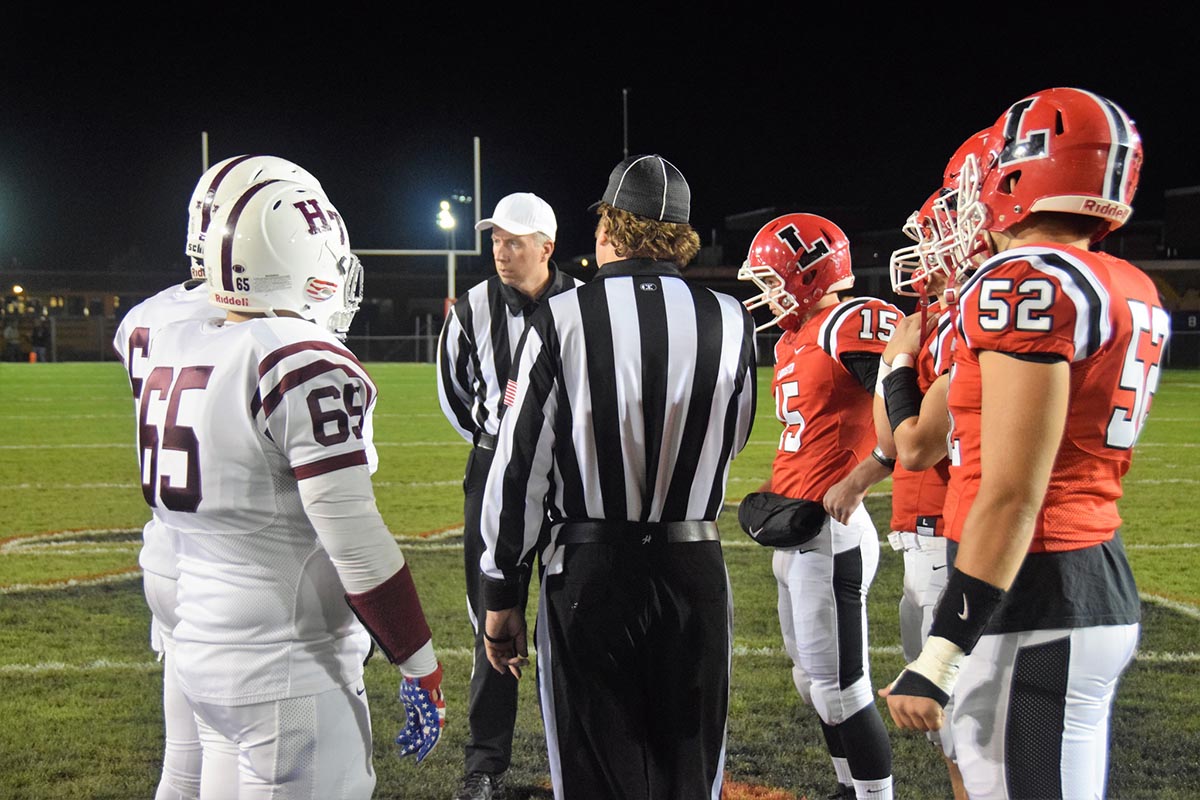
[890, 668, 950, 707]
[883, 367, 923, 432]
[871, 446, 896, 471]
[929, 568, 1006, 655]
[482, 575, 522, 611]
[483, 631, 513, 644]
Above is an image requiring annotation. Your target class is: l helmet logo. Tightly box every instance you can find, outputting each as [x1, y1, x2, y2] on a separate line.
[775, 224, 830, 270]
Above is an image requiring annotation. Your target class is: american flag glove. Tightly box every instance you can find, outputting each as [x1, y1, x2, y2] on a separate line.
[395, 662, 446, 762]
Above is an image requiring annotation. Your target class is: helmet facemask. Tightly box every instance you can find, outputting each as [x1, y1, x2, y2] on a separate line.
[738, 262, 802, 331]
[317, 255, 365, 340]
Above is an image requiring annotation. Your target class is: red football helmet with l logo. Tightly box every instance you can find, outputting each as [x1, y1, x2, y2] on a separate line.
[955, 87, 1143, 258]
[738, 213, 853, 331]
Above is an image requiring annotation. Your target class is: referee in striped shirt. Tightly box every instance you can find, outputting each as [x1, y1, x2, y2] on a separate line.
[479, 155, 758, 800]
[436, 191, 581, 800]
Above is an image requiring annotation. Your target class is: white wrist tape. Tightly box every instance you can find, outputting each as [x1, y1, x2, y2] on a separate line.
[399, 640, 438, 679]
[875, 355, 893, 397]
[907, 635, 966, 696]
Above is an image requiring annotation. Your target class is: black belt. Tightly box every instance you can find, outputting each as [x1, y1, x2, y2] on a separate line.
[556, 520, 720, 545]
[475, 433, 497, 450]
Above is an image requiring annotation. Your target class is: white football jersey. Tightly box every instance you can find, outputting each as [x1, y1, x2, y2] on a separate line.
[113, 281, 216, 579]
[134, 314, 376, 705]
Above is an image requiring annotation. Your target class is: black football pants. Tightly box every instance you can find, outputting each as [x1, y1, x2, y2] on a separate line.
[462, 445, 537, 774]
[539, 536, 732, 799]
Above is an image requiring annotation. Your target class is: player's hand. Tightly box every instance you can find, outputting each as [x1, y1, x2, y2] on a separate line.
[879, 672, 946, 732]
[822, 477, 865, 525]
[484, 607, 529, 679]
[878, 635, 964, 732]
[395, 662, 445, 763]
[882, 312, 931, 364]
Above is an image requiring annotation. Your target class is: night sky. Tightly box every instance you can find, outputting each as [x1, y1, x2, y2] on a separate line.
[3, 15, 1198, 284]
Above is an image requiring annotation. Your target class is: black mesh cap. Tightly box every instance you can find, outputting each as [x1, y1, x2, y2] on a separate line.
[593, 154, 691, 223]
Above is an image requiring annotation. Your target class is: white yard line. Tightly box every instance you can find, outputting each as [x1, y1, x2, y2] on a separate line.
[0, 483, 138, 490]
[6, 533, 1199, 639]
[0, 441, 468, 450]
[5, 643, 1196, 675]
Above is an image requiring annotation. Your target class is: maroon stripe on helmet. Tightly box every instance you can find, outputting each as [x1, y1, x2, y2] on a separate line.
[218, 179, 282, 291]
[201, 155, 254, 235]
[292, 450, 369, 480]
[251, 359, 376, 419]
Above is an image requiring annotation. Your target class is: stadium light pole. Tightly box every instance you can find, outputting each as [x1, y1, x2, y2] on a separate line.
[354, 137, 482, 265]
[343, 137, 482, 320]
[437, 200, 457, 303]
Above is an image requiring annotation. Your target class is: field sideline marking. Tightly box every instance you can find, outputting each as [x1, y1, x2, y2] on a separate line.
[0, 441, 471, 450]
[0, 480, 466, 491]
[11, 527, 1195, 553]
[3, 477, 1192, 493]
[7, 530, 1200, 625]
[5, 645, 1197, 675]
[8, 439, 1192, 451]
[3, 413, 128, 421]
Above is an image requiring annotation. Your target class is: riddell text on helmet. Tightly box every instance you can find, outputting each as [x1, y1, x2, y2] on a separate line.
[213, 293, 250, 307]
[1082, 199, 1129, 220]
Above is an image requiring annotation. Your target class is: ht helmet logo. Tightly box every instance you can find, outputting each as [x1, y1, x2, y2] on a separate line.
[293, 199, 332, 236]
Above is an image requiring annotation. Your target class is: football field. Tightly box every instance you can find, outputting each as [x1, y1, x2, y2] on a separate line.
[1, 362, 1197, 799]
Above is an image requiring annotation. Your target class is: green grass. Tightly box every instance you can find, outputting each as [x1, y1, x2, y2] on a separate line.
[1, 362, 1197, 799]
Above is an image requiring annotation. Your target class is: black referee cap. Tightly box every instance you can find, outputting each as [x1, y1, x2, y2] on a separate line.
[592, 154, 691, 224]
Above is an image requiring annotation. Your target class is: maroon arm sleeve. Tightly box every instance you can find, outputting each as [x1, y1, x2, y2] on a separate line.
[344, 564, 432, 665]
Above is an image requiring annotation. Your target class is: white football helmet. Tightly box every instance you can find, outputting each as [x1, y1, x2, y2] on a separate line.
[186, 155, 325, 281]
[205, 179, 363, 339]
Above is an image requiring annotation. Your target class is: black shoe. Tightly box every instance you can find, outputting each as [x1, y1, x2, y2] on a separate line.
[454, 771, 506, 800]
[826, 785, 855, 799]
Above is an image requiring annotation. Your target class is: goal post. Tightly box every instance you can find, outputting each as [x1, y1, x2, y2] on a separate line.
[353, 136, 483, 310]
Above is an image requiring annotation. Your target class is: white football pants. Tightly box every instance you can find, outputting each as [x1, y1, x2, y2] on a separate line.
[774, 503, 880, 725]
[952, 624, 1139, 799]
[190, 681, 376, 800]
[889, 531, 956, 760]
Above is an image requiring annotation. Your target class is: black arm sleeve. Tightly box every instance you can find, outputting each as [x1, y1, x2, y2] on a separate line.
[840, 352, 881, 394]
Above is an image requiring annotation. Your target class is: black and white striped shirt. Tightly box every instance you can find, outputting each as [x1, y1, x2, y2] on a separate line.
[479, 259, 758, 600]
[436, 264, 582, 444]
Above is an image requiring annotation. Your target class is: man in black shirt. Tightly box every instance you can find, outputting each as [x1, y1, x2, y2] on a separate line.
[437, 191, 581, 800]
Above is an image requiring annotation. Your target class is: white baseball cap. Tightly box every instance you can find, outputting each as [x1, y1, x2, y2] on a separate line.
[475, 192, 557, 242]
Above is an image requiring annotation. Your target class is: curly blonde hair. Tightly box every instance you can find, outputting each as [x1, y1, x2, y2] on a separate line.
[596, 203, 701, 268]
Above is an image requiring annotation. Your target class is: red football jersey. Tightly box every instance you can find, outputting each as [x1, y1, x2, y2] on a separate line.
[771, 297, 902, 502]
[888, 306, 954, 534]
[944, 244, 1170, 551]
